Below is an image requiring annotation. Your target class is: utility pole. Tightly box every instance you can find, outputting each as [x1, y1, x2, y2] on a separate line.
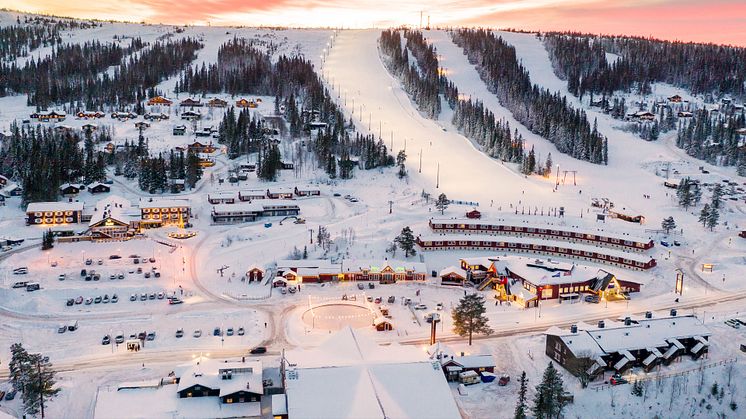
[389, 201, 393, 214]
[436, 162, 440, 188]
[38, 359, 45, 419]
[418, 148, 422, 173]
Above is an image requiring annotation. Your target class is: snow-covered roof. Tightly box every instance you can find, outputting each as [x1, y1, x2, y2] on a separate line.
[548, 315, 711, 356]
[277, 259, 339, 270]
[430, 216, 651, 244]
[27, 201, 84, 213]
[139, 198, 191, 209]
[285, 327, 460, 419]
[89, 195, 136, 226]
[439, 266, 468, 278]
[59, 182, 83, 190]
[441, 354, 495, 369]
[341, 258, 426, 273]
[418, 234, 654, 264]
[212, 202, 263, 214]
[177, 359, 263, 396]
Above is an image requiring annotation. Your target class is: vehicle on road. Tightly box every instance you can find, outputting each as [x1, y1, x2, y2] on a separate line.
[414, 303, 427, 310]
[250, 347, 267, 354]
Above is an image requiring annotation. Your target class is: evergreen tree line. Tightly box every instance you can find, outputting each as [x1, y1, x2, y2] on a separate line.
[8, 343, 60, 417]
[543, 32, 746, 98]
[0, 22, 61, 61]
[452, 29, 608, 165]
[0, 123, 86, 203]
[0, 38, 145, 109]
[379, 29, 441, 118]
[218, 106, 266, 158]
[676, 109, 746, 173]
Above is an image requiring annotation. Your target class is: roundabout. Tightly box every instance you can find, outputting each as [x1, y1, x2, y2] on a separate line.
[301, 299, 377, 331]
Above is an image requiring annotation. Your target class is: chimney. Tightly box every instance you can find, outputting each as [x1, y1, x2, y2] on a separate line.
[570, 324, 578, 333]
[598, 320, 605, 328]
[645, 311, 653, 319]
[670, 309, 677, 317]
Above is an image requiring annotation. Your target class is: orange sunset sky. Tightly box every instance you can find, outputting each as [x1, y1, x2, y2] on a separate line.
[3, 0, 745, 46]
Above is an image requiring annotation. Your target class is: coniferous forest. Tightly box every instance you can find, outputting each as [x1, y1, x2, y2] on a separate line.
[451, 29, 608, 165]
[543, 32, 746, 99]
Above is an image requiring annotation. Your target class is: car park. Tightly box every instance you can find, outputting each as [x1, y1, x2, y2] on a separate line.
[250, 347, 267, 354]
[193, 329, 202, 338]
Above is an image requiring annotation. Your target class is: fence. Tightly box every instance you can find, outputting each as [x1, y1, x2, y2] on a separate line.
[592, 358, 738, 391]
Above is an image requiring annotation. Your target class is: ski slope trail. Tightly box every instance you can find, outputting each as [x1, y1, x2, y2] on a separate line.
[325, 29, 578, 214]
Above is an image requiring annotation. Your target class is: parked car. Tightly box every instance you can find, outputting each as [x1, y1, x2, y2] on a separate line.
[109, 255, 121, 260]
[193, 329, 202, 338]
[140, 293, 147, 301]
[148, 292, 156, 300]
[115, 332, 125, 344]
[85, 297, 93, 305]
[584, 295, 600, 304]
[357, 283, 365, 290]
[144, 272, 151, 278]
[57, 324, 67, 333]
[226, 327, 234, 336]
[85, 259, 93, 265]
[102, 294, 110, 303]
[366, 296, 373, 302]
[414, 303, 427, 310]
[610, 373, 628, 386]
[374, 297, 382, 304]
[249, 347, 267, 354]
[176, 329, 184, 338]
[58, 274, 66, 281]
[213, 327, 222, 336]
[4, 389, 17, 400]
[118, 273, 125, 279]
[66, 298, 74, 306]
[130, 294, 137, 301]
[436, 302, 444, 310]
[288, 286, 297, 294]
[660, 241, 670, 247]
[146, 332, 156, 341]
[387, 296, 395, 304]
[138, 332, 147, 340]
[169, 297, 183, 305]
[149, 257, 156, 263]
[102, 335, 111, 345]
[12, 281, 28, 288]
[498, 374, 511, 386]
[279, 287, 287, 295]
[237, 327, 245, 336]
[80, 269, 87, 277]
[94, 296, 102, 304]
[109, 274, 117, 280]
[75, 296, 83, 304]
[111, 294, 119, 303]
[368, 282, 375, 289]
[136, 267, 143, 274]
[157, 292, 165, 299]
[154, 271, 161, 278]
[97, 259, 103, 265]
[673, 240, 681, 246]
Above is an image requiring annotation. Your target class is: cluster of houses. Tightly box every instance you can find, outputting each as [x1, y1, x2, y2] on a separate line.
[440, 255, 641, 308]
[420, 217, 658, 271]
[145, 96, 263, 109]
[206, 186, 320, 224]
[546, 311, 710, 379]
[207, 186, 320, 204]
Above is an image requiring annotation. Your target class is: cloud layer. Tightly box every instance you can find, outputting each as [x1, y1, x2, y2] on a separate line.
[5, 0, 745, 45]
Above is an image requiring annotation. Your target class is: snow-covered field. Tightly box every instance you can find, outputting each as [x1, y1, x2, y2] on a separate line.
[0, 13, 745, 418]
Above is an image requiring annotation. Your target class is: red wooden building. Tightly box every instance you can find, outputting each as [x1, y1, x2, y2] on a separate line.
[466, 209, 481, 219]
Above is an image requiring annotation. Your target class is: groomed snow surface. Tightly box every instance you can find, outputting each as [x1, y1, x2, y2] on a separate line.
[0, 14, 745, 418]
